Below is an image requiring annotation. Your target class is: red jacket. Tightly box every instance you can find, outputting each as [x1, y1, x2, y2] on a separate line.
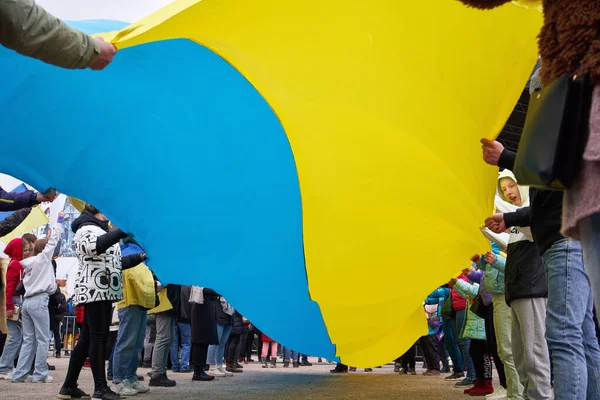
[3, 238, 24, 312]
[451, 274, 469, 311]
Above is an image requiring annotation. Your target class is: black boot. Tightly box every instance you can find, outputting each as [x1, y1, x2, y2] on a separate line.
[283, 359, 290, 368]
[269, 357, 277, 368]
[330, 363, 348, 374]
[91, 386, 121, 400]
[149, 373, 176, 387]
[192, 371, 215, 381]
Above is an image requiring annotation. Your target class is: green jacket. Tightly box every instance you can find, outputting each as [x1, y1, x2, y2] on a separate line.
[453, 279, 486, 340]
[0, 0, 99, 68]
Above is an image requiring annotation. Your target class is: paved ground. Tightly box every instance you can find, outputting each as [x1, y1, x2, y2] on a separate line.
[0, 358, 500, 399]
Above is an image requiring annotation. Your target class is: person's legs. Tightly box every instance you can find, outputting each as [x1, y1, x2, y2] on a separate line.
[86, 301, 113, 392]
[580, 212, 600, 320]
[62, 312, 90, 389]
[469, 339, 485, 380]
[512, 298, 553, 400]
[207, 324, 225, 366]
[544, 237, 600, 400]
[485, 304, 506, 389]
[53, 323, 62, 357]
[192, 344, 209, 374]
[261, 341, 269, 359]
[114, 306, 144, 383]
[217, 325, 232, 366]
[226, 334, 241, 364]
[0, 319, 23, 374]
[143, 316, 156, 367]
[270, 342, 278, 360]
[455, 309, 475, 381]
[29, 294, 51, 382]
[151, 312, 173, 377]
[169, 320, 181, 371]
[178, 323, 191, 371]
[492, 294, 523, 400]
[11, 298, 38, 381]
[245, 331, 255, 360]
[437, 336, 449, 371]
[425, 335, 440, 371]
[442, 318, 463, 373]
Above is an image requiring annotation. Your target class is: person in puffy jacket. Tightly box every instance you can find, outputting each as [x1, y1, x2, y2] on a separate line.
[0, 233, 36, 379]
[492, 170, 552, 400]
[451, 277, 493, 397]
[420, 304, 442, 376]
[207, 298, 235, 377]
[60, 204, 144, 400]
[426, 286, 464, 381]
[452, 274, 476, 387]
[224, 312, 245, 373]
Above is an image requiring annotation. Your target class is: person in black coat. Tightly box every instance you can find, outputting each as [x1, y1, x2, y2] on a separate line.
[190, 288, 219, 382]
[224, 312, 244, 373]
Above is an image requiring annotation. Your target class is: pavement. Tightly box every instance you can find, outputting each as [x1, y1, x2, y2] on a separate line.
[0, 358, 501, 399]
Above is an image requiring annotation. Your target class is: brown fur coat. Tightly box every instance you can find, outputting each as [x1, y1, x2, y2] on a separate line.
[458, 0, 600, 84]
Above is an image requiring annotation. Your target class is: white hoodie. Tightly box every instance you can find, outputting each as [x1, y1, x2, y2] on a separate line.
[21, 224, 62, 298]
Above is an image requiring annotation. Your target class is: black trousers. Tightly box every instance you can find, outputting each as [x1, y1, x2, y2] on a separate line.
[226, 334, 242, 364]
[52, 322, 62, 356]
[421, 335, 440, 371]
[244, 331, 255, 359]
[469, 338, 492, 380]
[63, 301, 112, 392]
[486, 304, 506, 388]
[192, 344, 209, 374]
[401, 343, 416, 370]
[437, 336, 449, 370]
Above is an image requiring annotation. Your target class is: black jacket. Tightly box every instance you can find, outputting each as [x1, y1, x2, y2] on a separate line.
[499, 150, 564, 255]
[179, 285, 192, 324]
[231, 311, 244, 335]
[216, 302, 233, 326]
[0, 208, 31, 237]
[190, 288, 219, 345]
[504, 239, 548, 305]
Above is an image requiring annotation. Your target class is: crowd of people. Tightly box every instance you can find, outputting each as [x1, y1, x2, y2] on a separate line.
[0, 0, 599, 399]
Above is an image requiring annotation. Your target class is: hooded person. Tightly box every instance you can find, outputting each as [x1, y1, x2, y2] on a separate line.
[0, 235, 34, 379]
[59, 204, 143, 400]
[10, 214, 63, 383]
[494, 170, 551, 400]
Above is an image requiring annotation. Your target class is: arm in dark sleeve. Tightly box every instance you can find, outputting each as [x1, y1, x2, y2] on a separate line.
[121, 253, 144, 270]
[498, 149, 516, 171]
[95, 229, 128, 255]
[0, 187, 38, 211]
[0, 207, 31, 236]
[504, 206, 532, 228]
[203, 288, 220, 297]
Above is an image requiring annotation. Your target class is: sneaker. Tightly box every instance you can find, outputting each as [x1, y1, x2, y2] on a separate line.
[349, 367, 357, 372]
[113, 381, 138, 397]
[394, 363, 401, 373]
[283, 360, 290, 368]
[292, 361, 299, 368]
[423, 370, 440, 376]
[408, 368, 417, 375]
[148, 373, 176, 387]
[47, 363, 56, 371]
[58, 385, 91, 399]
[0, 372, 12, 380]
[207, 366, 227, 377]
[399, 368, 408, 375]
[364, 368, 373, 372]
[32, 375, 54, 383]
[91, 387, 122, 400]
[301, 361, 313, 366]
[445, 372, 465, 381]
[455, 377, 476, 387]
[218, 366, 234, 377]
[485, 387, 507, 400]
[440, 367, 451, 374]
[179, 368, 191, 373]
[128, 378, 149, 394]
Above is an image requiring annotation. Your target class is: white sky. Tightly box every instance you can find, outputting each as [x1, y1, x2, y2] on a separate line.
[36, 0, 175, 22]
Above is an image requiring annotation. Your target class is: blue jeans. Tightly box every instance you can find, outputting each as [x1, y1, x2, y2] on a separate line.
[543, 237, 600, 400]
[442, 317, 463, 373]
[455, 309, 475, 380]
[282, 347, 298, 361]
[0, 318, 22, 374]
[207, 324, 232, 366]
[113, 305, 148, 382]
[12, 293, 49, 382]
[170, 322, 191, 371]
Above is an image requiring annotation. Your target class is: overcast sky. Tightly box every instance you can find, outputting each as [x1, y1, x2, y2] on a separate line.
[37, 0, 176, 23]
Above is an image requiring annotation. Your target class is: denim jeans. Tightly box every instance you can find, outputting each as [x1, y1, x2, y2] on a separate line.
[282, 347, 298, 361]
[543, 237, 600, 400]
[442, 317, 463, 373]
[114, 305, 147, 382]
[207, 324, 232, 365]
[581, 213, 600, 327]
[170, 322, 191, 371]
[455, 309, 475, 380]
[12, 293, 50, 382]
[0, 318, 22, 374]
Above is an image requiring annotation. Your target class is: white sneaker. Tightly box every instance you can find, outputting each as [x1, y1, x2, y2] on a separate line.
[32, 375, 54, 383]
[207, 366, 227, 377]
[114, 381, 138, 396]
[218, 366, 233, 377]
[486, 387, 507, 400]
[128, 378, 150, 393]
[0, 372, 12, 380]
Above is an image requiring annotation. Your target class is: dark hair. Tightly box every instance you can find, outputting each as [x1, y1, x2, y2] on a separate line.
[85, 203, 101, 215]
[34, 238, 48, 255]
[22, 233, 37, 243]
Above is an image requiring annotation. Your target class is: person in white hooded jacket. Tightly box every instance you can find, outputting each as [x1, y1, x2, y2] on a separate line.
[11, 212, 63, 384]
